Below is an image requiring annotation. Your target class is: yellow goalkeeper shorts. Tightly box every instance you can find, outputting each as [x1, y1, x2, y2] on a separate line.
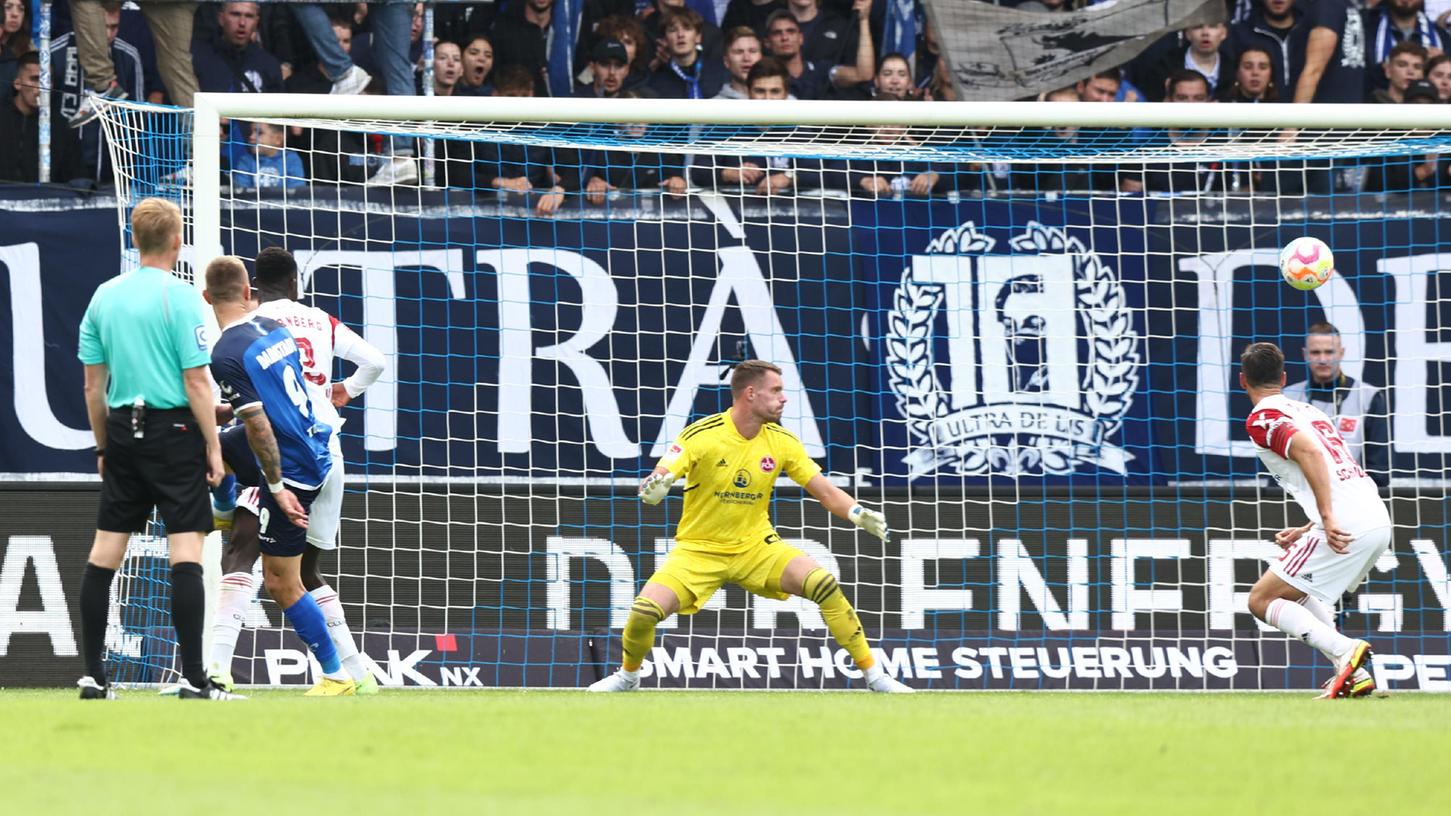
[647, 532, 806, 615]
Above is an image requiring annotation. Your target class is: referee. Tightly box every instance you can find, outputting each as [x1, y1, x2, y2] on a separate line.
[75, 198, 230, 700]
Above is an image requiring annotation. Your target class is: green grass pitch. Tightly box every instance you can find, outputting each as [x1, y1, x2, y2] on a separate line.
[2, 690, 1447, 815]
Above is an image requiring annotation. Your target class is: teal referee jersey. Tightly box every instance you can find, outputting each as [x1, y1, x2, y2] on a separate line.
[77, 266, 211, 409]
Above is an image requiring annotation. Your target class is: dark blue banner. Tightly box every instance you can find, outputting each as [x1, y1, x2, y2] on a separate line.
[3, 194, 1450, 485]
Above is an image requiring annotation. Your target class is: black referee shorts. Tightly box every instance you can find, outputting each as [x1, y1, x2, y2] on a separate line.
[97, 408, 212, 534]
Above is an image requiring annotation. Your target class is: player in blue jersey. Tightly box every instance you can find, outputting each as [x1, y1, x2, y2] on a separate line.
[203, 255, 356, 696]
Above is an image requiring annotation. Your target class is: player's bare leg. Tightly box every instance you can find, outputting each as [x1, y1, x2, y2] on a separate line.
[779, 556, 913, 693]
[587, 582, 680, 692]
[301, 545, 376, 693]
[1247, 571, 1371, 699]
[209, 501, 261, 691]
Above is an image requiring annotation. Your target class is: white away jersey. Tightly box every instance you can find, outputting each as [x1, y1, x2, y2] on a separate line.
[253, 299, 385, 436]
[1246, 394, 1389, 532]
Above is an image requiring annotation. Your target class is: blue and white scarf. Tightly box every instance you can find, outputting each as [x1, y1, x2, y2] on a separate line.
[1372, 11, 1447, 65]
[883, 0, 919, 73]
[670, 51, 704, 99]
[546, 0, 582, 97]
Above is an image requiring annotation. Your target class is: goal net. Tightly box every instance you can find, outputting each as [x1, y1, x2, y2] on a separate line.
[93, 94, 1451, 691]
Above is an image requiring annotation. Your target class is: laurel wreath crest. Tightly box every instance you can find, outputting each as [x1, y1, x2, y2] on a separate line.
[886, 220, 1140, 476]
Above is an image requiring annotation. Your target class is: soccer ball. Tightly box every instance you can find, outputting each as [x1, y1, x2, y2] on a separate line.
[1279, 237, 1334, 291]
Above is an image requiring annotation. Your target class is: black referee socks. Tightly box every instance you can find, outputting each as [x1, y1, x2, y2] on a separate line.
[79, 563, 116, 684]
[170, 562, 208, 688]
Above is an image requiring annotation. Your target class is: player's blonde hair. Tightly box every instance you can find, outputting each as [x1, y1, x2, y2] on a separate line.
[730, 360, 782, 396]
[204, 256, 250, 304]
[129, 198, 183, 257]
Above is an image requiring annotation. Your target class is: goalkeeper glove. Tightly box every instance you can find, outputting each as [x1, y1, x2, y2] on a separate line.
[638, 471, 678, 505]
[849, 505, 890, 542]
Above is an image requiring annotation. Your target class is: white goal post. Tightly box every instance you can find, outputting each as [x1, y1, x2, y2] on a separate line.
[86, 90, 1451, 691]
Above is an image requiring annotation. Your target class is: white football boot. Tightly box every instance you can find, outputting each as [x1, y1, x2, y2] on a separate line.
[864, 665, 915, 693]
[587, 669, 640, 692]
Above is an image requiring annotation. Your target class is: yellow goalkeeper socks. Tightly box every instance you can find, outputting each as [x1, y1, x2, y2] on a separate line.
[622, 596, 666, 672]
[802, 568, 875, 670]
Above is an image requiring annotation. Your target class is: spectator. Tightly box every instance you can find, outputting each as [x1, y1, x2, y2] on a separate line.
[1, 0, 29, 56]
[722, 0, 785, 38]
[1405, 77, 1440, 100]
[1220, 47, 1281, 192]
[785, 0, 852, 66]
[457, 34, 494, 95]
[576, 38, 630, 98]
[592, 15, 651, 90]
[716, 26, 763, 99]
[1012, 86, 1097, 193]
[1075, 68, 1121, 102]
[286, 17, 352, 93]
[1365, 76, 1440, 191]
[1369, 40, 1427, 102]
[192, 2, 285, 174]
[425, 39, 463, 96]
[693, 57, 826, 194]
[470, 65, 565, 214]
[492, 0, 581, 97]
[50, 2, 152, 184]
[1228, 0, 1303, 100]
[350, 2, 425, 96]
[1120, 70, 1224, 195]
[1131, 23, 1231, 101]
[1426, 52, 1451, 99]
[874, 52, 916, 100]
[0, 0, 30, 89]
[642, 0, 724, 68]
[847, 120, 946, 198]
[283, 18, 370, 185]
[649, 8, 726, 98]
[1220, 45, 1277, 102]
[287, 3, 372, 96]
[1364, 0, 1447, 94]
[1294, 0, 1367, 103]
[232, 121, 305, 189]
[67, 0, 198, 122]
[0, 52, 88, 184]
[825, 0, 877, 93]
[192, 2, 284, 95]
[560, 91, 689, 204]
[762, 9, 830, 98]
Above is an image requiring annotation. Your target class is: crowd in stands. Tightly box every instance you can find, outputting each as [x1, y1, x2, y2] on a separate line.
[4, 0, 1451, 198]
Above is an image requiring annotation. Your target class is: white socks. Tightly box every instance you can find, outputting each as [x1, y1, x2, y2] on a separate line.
[209, 572, 254, 672]
[310, 585, 367, 682]
[1266, 597, 1354, 661]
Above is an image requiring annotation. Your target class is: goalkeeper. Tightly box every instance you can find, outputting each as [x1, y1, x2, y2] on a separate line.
[589, 361, 912, 693]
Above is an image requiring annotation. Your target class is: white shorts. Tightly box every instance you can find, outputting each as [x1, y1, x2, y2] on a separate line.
[1270, 525, 1391, 605]
[236, 452, 344, 550]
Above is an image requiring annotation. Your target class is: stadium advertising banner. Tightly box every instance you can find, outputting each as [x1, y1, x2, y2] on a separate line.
[3, 485, 1451, 690]
[1, 195, 1446, 485]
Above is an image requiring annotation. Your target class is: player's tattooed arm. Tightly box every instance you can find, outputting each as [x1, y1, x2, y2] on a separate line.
[237, 405, 285, 485]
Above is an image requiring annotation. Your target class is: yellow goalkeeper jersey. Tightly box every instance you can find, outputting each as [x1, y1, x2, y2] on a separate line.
[658, 410, 822, 554]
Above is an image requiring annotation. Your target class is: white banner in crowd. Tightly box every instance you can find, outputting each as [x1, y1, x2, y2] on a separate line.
[927, 0, 1225, 101]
